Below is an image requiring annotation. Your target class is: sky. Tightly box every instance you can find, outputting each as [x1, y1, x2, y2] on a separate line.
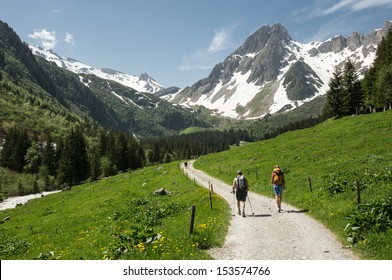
[1, 0, 392, 88]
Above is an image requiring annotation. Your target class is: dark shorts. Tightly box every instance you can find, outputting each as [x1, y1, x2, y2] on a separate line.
[236, 190, 247, 202]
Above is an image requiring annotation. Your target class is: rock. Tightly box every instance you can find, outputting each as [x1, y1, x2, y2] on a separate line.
[153, 188, 167, 195]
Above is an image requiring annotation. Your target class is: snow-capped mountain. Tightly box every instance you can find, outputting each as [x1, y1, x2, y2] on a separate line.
[162, 21, 392, 119]
[28, 44, 165, 94]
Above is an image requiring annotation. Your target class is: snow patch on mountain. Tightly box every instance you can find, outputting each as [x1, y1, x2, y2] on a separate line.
[29, 44, 165, 94]
[186, 70, 261, 118]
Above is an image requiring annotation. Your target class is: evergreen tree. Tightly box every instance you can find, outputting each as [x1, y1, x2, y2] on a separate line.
[152, 142, 161, 163]
[105, 132, 118, 173]
[89, 146, 101, 181]
[374, 27, 392, 69]
[342, 59, 362, 115]
[128, 139, 144, 170]
[0, 127, 31, 172]
[97, 129, 109, 157]
[113, 133, 130, 172]
[362, 66, 377, 112]
[362, 27, 392, 111]
[0, 50, 5, 67]
[57, 127, 89, 186]
[323, 68, 344, 118]
[377, 66, 392, 110]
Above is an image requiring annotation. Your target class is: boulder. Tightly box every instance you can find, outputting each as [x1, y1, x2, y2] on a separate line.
[153, 188, 167, 195]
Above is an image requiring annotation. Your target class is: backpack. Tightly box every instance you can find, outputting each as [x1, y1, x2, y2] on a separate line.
[273, 169, 284, 185]
[237, 175, 248, 191]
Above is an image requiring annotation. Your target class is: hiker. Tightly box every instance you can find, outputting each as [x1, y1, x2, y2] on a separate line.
[271, 165, 286, 213]
[231, 170, 249, 217]
[184, 161, 188, 169]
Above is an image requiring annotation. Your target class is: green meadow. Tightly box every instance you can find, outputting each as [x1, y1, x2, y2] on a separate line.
[194, 111, 392, 259]
[0, 163, 230, 260]
[1, 111, 391, 260]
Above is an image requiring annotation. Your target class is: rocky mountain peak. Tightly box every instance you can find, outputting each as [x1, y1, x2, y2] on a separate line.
[234, 23, 291, 56]
[316, 20, 392, 55]
[186, 23, 292, 94]
[140, 72, 153, 81]
[163, 21, 391, 120]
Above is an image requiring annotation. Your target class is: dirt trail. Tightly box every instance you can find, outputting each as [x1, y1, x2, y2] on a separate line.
[185, 160, 356, 260]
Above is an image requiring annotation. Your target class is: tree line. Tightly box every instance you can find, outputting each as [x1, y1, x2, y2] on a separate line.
[324, 27, 392, 118]
[0, 126, 144, 190]
[142, 129, 251, 164]
[0, 125, 248, 195]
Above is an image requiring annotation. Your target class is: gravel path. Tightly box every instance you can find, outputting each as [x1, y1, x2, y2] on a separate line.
[185, 160, 357, 260]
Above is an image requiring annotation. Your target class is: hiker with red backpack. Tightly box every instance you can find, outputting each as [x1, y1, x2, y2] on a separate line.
[271, 165, 286, 213]
[231, 170, 249, 217]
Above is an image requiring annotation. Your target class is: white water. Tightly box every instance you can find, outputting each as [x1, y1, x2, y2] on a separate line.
[0, 191, 61, 211]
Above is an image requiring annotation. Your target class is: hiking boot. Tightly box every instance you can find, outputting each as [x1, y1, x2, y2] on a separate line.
[278, 207, 281, 213]
[238, 210, 241, 215]
[242, 212, 246, 217]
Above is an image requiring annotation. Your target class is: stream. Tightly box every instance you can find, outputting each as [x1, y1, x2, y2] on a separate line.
[0, 190, 61, 211]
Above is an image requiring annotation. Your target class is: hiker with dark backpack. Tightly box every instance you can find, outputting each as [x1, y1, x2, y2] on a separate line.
[231, 170, 249, 217]
[271, 165, 286, 213]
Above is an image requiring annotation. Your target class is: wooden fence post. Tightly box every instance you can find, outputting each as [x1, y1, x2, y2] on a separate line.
[356, 180, 361, 208]
[209, 184, 214, 210]
[308, 177, 313, 193]
[189, 205, 196, 234]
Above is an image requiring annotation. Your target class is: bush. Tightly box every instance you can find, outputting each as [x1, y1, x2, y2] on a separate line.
[0, 238, 30, 256]
[345, 196, 392, 244]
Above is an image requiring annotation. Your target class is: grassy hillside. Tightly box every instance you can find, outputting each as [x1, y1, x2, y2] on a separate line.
[194, 111, 392, 259]
[1, 112, 391, 260]
[0, 162, 230, 260]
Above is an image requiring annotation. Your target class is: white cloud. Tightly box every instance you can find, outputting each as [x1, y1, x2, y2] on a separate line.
[65, 31, 75, 46]
[294, 0, 392, 20]
[349, 0, 392, 10]
[180, 26, 237, 71]
[28, 29, 57, 50]
[208, 28, 231, 54]
[318, 0, 392, 16]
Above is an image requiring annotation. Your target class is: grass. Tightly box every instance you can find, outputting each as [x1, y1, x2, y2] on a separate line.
[0, 162, 230, 260]
[194, 111, 392, 259]
[1, 111, 391, 260]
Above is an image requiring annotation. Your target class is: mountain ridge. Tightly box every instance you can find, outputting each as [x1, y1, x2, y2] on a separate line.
[27, 20, 392, 121]
[161, 20, 392, 119]
[28, 44, 165, 94]
[0, 20, 211, 138]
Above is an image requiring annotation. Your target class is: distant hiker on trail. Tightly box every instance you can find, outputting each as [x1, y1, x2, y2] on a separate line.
[271, 165, 286, 213]
[232, 170, 249, 217]
[184, 161, 188, 169]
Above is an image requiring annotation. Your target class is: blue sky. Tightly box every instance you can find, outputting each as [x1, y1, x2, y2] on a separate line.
[1, 0, 392, 88]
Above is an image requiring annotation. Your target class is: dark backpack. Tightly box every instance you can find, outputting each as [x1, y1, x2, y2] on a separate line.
[237, 175, 248, 191]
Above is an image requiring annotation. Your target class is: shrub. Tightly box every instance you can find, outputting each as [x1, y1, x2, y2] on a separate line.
[345, 196, 392, 244]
